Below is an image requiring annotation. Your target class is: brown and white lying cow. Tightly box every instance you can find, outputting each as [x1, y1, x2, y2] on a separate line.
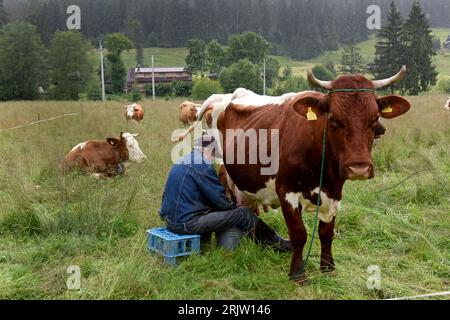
[125, 103, 144, 124]
[62, 132, 146, 178]
[444, 97, 450, 111]
[192, 67, 410, 283]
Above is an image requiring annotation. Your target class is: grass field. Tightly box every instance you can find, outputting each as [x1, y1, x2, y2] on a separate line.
[0, 94, 449, 299]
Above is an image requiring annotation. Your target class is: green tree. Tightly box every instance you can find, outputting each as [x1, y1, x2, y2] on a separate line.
[219, 59, 263, 94]
[273, 76, 309, 96]
[373, 2, 406, 93]
[192, 78, 224, 100]
[126, 19, 145, 66]
[312, 65, 334, 81]
[280, 65, 293, 82]
[264, 57, 281, 88]
[228, 32, 271, 65]
[104, 33, 133, 94]
[338, 44, 365, 74]
[186, 38, 207, 77]
[401, 1, 438, 95]
[324, 60, 337, 77]
[0, 0, 8, 27]
[49, 31, 93, 100]
[0, 22, 47, 101]
[206, 40, 226, 75]
[105, 33, 134, 55]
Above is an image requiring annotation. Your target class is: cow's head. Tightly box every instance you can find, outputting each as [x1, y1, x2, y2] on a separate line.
[124, 104, 137, 119]
[107, 133, 129, 162]
[109, 132, 146, 163]
[292, 66, 410, 181]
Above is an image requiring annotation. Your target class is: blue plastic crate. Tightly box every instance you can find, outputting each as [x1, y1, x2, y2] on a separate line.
[146, 227, 200, 265]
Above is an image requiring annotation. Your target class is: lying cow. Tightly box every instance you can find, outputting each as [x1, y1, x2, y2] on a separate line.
[444, 97, 450, 111]
[62, 132, 146, 178]
[125, 103, 144, 124]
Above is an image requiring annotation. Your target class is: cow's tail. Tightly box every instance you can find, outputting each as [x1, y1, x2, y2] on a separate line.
[171, 101, 211, 143]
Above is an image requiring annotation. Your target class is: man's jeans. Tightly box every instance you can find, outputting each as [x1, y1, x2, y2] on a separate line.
[167, 207, 258, 250]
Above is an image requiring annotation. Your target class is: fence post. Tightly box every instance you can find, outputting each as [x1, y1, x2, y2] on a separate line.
[38, 112, 41, 135]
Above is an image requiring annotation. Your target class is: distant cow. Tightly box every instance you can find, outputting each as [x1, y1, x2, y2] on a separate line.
[62, 132, 146, 178]
[179, 101, 214, 127]
[179, 101, 200, 126]
[125, 103, 144, 124]
[444, 97, 450, 111]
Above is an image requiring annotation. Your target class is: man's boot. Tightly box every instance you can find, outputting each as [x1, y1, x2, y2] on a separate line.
[253, 219, 292, 252]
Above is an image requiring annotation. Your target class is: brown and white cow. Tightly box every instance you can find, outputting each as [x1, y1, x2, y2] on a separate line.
[214, 67, 411, 283]
[62, 132, 146, 178]
[125, 103, 144, 124]
[179, 101, 201, 126]
[179, 101, 214, 127]
[444, 97, 450, 111]
[218, 164, 270, 216]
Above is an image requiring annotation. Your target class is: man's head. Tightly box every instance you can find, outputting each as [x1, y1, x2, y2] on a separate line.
[194, 135, 217, 160]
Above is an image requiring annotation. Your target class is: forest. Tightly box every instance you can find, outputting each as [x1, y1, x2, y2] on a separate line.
[4, 0, 450, 59]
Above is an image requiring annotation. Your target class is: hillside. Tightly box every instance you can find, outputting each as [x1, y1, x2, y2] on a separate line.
[121, 28, 450, 84]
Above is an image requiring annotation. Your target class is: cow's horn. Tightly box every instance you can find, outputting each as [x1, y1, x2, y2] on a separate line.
[307, 69, 333, 90]
[371, 65, 407, 90]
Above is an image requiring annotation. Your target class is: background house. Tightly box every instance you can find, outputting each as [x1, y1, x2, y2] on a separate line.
[126, 67, 191, 93]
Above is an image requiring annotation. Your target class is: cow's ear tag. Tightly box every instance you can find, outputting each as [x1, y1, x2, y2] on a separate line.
[306, 107, 317, 121]
[382, 105, 393, 114]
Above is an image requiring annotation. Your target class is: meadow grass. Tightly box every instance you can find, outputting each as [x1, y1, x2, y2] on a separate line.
[0, 95, 449, 300]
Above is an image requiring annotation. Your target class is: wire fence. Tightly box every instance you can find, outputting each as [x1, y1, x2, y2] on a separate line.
[0, 111, 81, 134]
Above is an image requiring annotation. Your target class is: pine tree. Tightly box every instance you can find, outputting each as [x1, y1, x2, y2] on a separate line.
[373, 1, 405, 93]
[401, 1, 438, 95]
[0, 0, 8, 27]
[104, 33, 133, 94]
[338, 44, 365, 74]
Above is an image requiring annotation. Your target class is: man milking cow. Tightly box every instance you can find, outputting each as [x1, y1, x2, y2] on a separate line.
[159, 135, 291, 252]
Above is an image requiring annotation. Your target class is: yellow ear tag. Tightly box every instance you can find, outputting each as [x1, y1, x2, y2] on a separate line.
[306, 107, 317, 121]
[382, 105, 393, 114]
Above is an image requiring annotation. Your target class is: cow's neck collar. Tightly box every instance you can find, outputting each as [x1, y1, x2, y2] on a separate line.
[113, 147, 126, 165]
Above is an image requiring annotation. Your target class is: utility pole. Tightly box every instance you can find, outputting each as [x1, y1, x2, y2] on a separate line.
[263, 58, 266, 95]
[152, 55, 155, 101]
[99, 41, 106, 101]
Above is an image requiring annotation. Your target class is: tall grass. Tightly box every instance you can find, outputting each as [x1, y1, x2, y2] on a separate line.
[0, 95, 448, 299]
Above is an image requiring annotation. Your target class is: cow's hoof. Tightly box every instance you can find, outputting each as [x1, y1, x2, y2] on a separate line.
[289, 272, 309, 286]
[320, 259, 335, 272]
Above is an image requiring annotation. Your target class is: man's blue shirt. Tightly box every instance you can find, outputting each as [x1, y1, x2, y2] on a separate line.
[159, 149, 236, 225]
